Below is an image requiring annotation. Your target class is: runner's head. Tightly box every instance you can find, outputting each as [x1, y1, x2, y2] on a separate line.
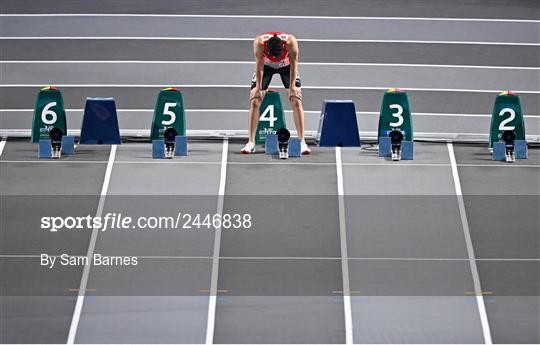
[267, 34, 283, 58]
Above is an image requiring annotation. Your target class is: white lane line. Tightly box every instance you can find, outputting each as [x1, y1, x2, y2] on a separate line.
[0, 137, 7, 156]
[3, 254, 539, 261]
[205, 137, 228, 345]
[2, 61, 538, 70]
[220, 256, 340, 260]
[1, 84, 538, 94]
[335, 147, 354, 344]
[0, 160, 108, 164]
[349, 257, 540, 261]
[447, 143, 493, 345]
[67, 145, 116, 344]
[1, 14, 538, 23]
[1, 37, 538, 46]
[2, 108, 540, 118]
[1, 159, 539, 168]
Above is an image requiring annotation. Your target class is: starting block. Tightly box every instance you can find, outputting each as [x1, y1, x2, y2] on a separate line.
[378, 131, 414, 160]
[317, 100, 361, 147]
[265, 128, 301, 158]
[80, 97, 121, 144]
[152, 127, 187, 159]
[38, 127, 75, 159]
[492, 130, 527, 162]
[265, 134, 278, 155]
[377, 88, 414, 161]
[489, 91, 527, 162]
[256, 91, 286, 145]
[289, 138, 301, 157]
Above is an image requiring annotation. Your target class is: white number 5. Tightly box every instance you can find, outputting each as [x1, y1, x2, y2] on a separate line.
[162, 102, 177, 125]
[389, 104, 404, 127]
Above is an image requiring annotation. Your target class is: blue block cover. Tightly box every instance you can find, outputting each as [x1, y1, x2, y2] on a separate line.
[492, 142, 506, 161]
[515, 140, 528, 159]
[378, 137, 392, 157]
[289, 138, 301, 157]
[175, 136, 188, 156]
[80, 98, 121, 144]
[401, 141, 414, 160]
[38, 139, 52, 159]
[152, 139, 165, 159]
[317, 100, 361, 147]
[265, 134, 278, 155]
[61, 136, 75, 155]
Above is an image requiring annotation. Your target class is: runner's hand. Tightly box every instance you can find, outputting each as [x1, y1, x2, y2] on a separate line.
[289, 86, 302, 100]
[250, 87, 263, 101]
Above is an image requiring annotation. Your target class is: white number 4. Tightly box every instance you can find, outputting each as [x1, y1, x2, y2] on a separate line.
[162, 102, 177, 125]
[389, 104, 404, 127]
[260, 105, 277, 127]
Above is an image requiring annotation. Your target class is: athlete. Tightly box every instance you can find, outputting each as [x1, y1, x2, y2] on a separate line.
[240, 32, 311, 154]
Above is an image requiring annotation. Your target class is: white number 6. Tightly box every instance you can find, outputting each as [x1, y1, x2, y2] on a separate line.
[162, 102, 177, 125]
[498, 108, 516, 131]
[389, 104, 404, 127]
[41, 102, 57, 125]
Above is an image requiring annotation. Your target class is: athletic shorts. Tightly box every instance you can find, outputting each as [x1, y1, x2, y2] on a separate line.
[251, 65, 302, 90]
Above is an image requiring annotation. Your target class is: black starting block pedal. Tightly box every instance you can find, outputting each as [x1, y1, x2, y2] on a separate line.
[164, 128, 177, 159]
[277, 128, 290, 159]
[38, 127, 75, 159]
[493, 130, 527, 162]
[389, 130, 403, 161]
[50, 127, 63, 159]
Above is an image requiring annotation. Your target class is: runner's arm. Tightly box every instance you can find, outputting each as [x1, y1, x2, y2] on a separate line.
[253, 36, 264, 89]
[287, 35, 301, 99]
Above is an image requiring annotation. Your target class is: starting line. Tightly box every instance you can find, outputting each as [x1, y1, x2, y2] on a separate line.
[3, 129, 540, 143]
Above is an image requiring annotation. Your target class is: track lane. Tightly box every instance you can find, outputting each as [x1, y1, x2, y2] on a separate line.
[2, 0, 539, 20]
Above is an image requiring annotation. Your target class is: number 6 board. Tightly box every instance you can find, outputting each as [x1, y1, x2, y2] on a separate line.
[31, 86, 67, 143]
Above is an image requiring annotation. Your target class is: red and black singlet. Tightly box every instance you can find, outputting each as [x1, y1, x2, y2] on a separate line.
[261, 31, 290, 69]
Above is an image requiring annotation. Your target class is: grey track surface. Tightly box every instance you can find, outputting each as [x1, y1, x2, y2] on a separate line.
[4, 17, 539, 44]
[5, 63, 539, 91]
[1, 1, 540, 345]
[4, 40, 540, 67]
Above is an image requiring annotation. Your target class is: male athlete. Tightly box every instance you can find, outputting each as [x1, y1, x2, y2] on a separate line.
[240, 32, 311, 154]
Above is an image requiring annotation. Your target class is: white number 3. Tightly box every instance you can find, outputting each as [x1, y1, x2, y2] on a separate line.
[389, 104, 404, 127]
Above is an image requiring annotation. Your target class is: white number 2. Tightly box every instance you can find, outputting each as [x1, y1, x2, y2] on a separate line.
[41, 102, 57, 125]
[498, 108, 516, 131]
[260, 104, 277, 127]
[162, 102, 177, 125]
[389, 104, 404, 127]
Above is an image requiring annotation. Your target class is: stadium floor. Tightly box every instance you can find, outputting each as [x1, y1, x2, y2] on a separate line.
[1, 1, 539, 344]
